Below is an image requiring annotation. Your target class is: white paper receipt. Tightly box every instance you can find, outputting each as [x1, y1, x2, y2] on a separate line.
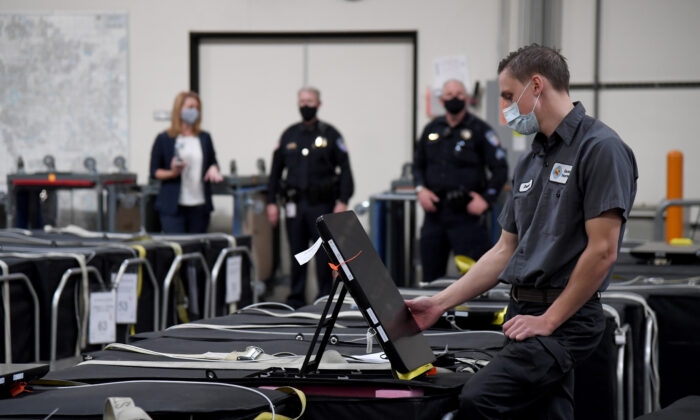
[294, 237, 323, 265]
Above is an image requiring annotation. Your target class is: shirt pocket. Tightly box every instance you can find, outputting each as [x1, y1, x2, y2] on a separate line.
[541, 182, 570, 234]
[283, 147, 300, 168]
[512, 191, 538, 234]
[452, 141, 480, 165]
[425, 138, 444, 163]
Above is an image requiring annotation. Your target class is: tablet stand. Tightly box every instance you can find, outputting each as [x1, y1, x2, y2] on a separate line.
[299, 274, 347, 376]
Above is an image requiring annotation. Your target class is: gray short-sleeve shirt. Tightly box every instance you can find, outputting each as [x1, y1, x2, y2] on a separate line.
[498, 102, 638, 291]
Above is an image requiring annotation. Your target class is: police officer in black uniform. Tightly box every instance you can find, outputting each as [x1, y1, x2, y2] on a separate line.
[414, 79, 508, 282]
[407, 45, 638, 419]
[267, 87, 354, 309]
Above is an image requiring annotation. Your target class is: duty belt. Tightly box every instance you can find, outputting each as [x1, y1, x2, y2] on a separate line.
[510, 286, 601, 304]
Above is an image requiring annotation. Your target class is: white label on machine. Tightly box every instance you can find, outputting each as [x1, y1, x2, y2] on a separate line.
[226, 255, 242, 304]
[113, 272, 138, 324]
[376, 325, 389, 343]
[89, 290, 116, 344]
[12, 373, 23, 381]
[366, 308, 379, 325]
[328, 239, 354, 281]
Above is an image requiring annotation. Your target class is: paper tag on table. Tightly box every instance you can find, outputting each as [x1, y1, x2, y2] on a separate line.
[226, 255, 242, 304]
[112, 272, 138, 324]
[89, 290, 116, 344]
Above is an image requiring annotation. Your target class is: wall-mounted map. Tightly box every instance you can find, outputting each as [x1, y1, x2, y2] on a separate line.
[0, 12, 128, 191]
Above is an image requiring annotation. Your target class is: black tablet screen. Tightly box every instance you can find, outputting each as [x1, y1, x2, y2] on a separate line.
[317, 211, 434, 373]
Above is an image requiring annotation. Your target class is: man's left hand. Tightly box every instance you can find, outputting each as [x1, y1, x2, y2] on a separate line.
[467, 192, 489, 216]
[502, 314, 556, 341]
[333, 202, 347, 213]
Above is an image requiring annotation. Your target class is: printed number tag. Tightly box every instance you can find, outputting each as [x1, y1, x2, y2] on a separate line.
[226, 255, 242, 304]
[113, 272, 138, 324]
[89, 290, 116, 344]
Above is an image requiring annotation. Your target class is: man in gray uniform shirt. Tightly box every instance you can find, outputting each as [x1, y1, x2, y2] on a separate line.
[407, 44, 638, 419]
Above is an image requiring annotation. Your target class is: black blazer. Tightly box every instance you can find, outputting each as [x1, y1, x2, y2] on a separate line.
[149, 130, 219, 216]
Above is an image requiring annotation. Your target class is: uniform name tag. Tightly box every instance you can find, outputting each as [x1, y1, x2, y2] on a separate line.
[285, 202, 297, 218]
[550, 163, 572, 184]
[519, 179, 533, 192]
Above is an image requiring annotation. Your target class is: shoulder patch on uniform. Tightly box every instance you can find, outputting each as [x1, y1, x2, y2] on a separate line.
[495, 149, 506, 160]
[336, 137, 348, 153]
[485, 130, 500, 147]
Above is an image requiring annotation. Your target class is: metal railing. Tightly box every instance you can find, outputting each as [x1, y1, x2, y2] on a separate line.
[209, 246, 258, 318]
[161, 253, 212, 330]
[0, 272, 40, 363]
[111, 257, 160, 331]
[653, 199, 700, 241]
[50, 266, 105, 367]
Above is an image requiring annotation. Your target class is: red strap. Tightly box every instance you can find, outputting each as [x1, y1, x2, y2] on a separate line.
[328, 250, 363, 274]
[10, 382, 30, 397]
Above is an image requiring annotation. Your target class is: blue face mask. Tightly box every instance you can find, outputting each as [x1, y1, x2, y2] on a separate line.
[502, 80, 540, 135]
[180, 108, 199, 126]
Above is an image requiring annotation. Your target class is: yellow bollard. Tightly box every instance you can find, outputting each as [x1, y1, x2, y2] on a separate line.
[666, 150, 683, 243]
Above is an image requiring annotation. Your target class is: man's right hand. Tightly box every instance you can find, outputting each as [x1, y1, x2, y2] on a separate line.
[417, 188, 439, 212]
[405, 296, 443, 331]
[266, 203, 279, 226]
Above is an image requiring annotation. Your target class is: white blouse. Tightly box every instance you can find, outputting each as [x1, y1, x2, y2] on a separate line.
[175, 135, 205, 206]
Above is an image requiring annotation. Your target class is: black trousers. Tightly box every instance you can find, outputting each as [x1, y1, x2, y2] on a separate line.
[420, 206, 490, 282]
[458, 298, 606, 419]
[159, 204, 210, 234]
[285, 199, 334, 308]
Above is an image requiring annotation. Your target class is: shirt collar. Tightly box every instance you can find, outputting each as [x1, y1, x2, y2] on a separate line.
[554, 102, 585, 146]
[531, 102, 585, 155]
[300, 120, 319, 132]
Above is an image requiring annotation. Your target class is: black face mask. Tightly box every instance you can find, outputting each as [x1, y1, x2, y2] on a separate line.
[299, 106, 318, 122]
[444, 97, 466, 115]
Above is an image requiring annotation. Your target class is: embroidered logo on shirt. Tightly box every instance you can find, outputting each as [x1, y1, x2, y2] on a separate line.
[519, 179, 533, 192]
[550, 163, 573, 184]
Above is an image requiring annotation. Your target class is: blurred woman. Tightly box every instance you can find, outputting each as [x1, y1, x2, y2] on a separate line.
[149, 91, 223, 233]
